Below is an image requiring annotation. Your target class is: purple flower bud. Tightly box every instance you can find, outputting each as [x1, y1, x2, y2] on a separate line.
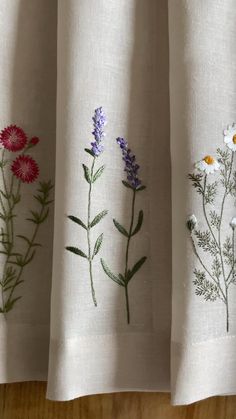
[90, 107, 107, 156]
[91, 141, 104, 156]
[116, 137, 142, 190]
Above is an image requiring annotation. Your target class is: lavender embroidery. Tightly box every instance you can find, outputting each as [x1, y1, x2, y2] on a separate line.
[101, 138, 147, 324]
[187, 124, 236, 332]
[66, 107, 108, 306]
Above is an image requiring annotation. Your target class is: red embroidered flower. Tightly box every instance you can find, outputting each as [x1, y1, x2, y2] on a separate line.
[0, 125, 27, 152]
[11, 155, 39, 183]
[29, 136, 40, 146]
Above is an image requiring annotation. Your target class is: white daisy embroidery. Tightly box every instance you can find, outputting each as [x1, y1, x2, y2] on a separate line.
[195, 155, 220, 174]
[223, 123, 236, 152]
[230, 217, 236, 230]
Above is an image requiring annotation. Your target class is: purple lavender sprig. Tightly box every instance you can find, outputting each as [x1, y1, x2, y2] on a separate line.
[101, 137, 146, 324]
[66, 108, 108, 307]
[90, 107, 107, 157]
[116, 137, 144, 190]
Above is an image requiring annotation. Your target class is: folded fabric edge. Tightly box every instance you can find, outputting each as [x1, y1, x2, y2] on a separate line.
[46, 332, 170, 401]
[171, 335, 236, 405]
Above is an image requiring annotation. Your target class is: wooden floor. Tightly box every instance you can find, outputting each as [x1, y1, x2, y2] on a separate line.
[0, 383, 236, 419]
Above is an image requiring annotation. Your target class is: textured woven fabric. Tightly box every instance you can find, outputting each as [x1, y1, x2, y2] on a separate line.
[0, 0, 236, 406]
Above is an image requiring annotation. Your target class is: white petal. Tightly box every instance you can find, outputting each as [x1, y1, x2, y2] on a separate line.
[225, 141, 236, 151]
[214, 161, 220, 170]
[224, 135, 233, 144]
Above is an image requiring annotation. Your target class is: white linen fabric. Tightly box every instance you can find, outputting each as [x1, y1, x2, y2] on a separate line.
[0, 0, 56, 382]
[1, 0, 236, 406]
[169, 0, 236, 405]
[46, 0, 171, 401]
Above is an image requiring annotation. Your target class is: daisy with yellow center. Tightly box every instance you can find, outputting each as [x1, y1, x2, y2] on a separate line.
[195, 154, 220, 174]
[223, 123, 236, 151]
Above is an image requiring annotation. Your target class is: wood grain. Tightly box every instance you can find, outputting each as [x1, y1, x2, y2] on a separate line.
[0, 383, 236, 419]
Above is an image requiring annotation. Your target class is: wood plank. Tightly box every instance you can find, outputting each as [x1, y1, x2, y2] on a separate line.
[1, 383, 236, 419]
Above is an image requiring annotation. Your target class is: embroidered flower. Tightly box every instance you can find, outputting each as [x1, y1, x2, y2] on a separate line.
[0, 125, 27, 152]
[195, 155, 220, 174]
[116, 137, 142, 189]
[223, 123, 236, 152]
[187, 214, 197, 231]
[11, 155, 39, 183]
[230, 217, 236, 230]
[29, 136, 40, 146]
[90, 107, 107, 156]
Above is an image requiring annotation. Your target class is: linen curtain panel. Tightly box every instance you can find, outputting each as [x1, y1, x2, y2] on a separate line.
[0, 0, 236, 406]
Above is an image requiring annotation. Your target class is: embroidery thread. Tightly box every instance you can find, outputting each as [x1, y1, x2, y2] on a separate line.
[0, 125, 53, 313]
[101, 137, 147, 324]
[187, 123, 236, 332]
[66, 107, 108, 306]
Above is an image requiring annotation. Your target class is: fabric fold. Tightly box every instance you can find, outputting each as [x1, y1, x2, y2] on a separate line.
[46, 0, 171, 401]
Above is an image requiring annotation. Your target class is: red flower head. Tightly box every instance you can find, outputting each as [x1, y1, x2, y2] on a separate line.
[0, 125, 27, 152]
[29, 136, 40, 146]
[11, 155, 39, 183]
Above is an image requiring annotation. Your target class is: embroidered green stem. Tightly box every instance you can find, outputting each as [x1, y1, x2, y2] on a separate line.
[87, 157, 97, 307]
[101, 183, 146, 325]
[123, 189, 136, 323]
[225, 287, 229, 333]
[202, 175, 219, 251]
[125, 284, 130, 324]
[218, 152, 234, 284]
[0, 151, 14, 312]
[4, 183, 51, 310]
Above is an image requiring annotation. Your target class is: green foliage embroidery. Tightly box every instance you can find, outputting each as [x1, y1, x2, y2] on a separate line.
[0, 126, 53, 313]
[101, 137, 147, 324]
[65, 108, 108, 306]
[187, 138, 236, 332]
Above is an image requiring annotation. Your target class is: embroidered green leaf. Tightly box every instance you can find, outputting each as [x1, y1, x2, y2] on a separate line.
[194, 229, 218, 256]
[0, 190, 10, 199]
[92, 165, 105, 183]
[118, 273, 126, 285]
[16, 235, 41, 247]
[0, 213, 16, 222]
[193, 269, 219, 302]
[38, 180, 54, 194]
[3, 280, 24, 292]
[26, 210, 40, 224]
[22, 251, 36, 267]
[90, 210, 108, 228]
[209, 210, 221, 230]
[33, 194, 45, 205]
[0, 160, 9, 169]
[1, 267, 17, 287]
[136, 185, 146, 191]
[92, 233, 103, 258]
[40, 208, 49, 223]
[12, 193, 21, 204]
[223, 236, 234, 266]
[113, 219, 129, 237]
[68, 215, 87, 230]
[127, 256, 147, 282]
[84, 148, 95, 157]
[188, 173, 204, 195]
[131, 210, 143, 236]
[66, 246, 87, 259]
[204, 181, 217, 205]
[4, 296, 22, 312]
[122, 180, 133, 190]
[82, 164, 91, 183]
[16, 235, 31, 246]
[100, 258, 124, 286]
